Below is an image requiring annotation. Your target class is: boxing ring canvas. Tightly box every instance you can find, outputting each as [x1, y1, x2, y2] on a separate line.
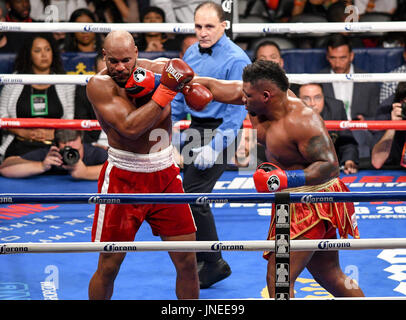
[1, 169, 406, 300]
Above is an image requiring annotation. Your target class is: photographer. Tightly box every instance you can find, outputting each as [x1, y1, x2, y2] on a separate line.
[371, 82, 406, 169]
[0, 129, 107, 179]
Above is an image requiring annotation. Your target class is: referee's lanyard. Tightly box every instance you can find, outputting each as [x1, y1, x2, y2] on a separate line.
[31, 89, 48, 116]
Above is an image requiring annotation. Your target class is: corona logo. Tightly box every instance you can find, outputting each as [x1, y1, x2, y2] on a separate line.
[210, 242, 244, 251]
[317, 240, 351, 250]
[88, 196, 120, 204]
[300, 195, 334, 203]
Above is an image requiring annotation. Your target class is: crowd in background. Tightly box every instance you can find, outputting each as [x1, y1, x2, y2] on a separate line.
[0, 0, 406, 178]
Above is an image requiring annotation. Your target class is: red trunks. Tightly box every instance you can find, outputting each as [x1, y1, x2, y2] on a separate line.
[263, 178, 359, 259]
[91, 146, 196, 242]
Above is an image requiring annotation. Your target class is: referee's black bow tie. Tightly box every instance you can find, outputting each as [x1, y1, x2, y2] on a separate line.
[199, 45, 212, 55]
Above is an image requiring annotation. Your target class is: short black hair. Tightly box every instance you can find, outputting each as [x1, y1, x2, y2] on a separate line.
[141, 6, 166, 22]
[242, 60, 289, 92]
[326, 34, 352, 52]
[394, 82, 406, 103]
[253, 40, 282, 61]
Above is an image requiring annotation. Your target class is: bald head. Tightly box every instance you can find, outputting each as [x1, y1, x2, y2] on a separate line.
[104, 30, 135, 51]
[103, 30, 138, 87]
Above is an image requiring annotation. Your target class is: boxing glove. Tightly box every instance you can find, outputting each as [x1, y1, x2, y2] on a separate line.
[253, 162, 306, 193]
[160, 58, 194, 91]
[182, 83, 213, 111]
[125, 67, 159, 99]
[152, 59, 194, 108]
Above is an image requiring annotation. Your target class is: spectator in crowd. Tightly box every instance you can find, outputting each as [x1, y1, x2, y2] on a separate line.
[149, 0, 218, 23]
[29, 0, 88, 21]
[74, 51, 105, 144]
[134, 6, 180, 52]
[0, 5, 15, 53]
[179, 34, 198, 59]
[299, 83, 359, 174]
[5, 0, 32, 21]
[354, 0, 397, 15]
[62, 8, 103, 53]
[0, 33, 76, 159]
[0, 129, 107, 179]
[86, 0, 130, 23]
[291, 0, 331, 19]
[253, 39, 284, 67]
[372, 82, 406, 169]
[379, 40, 406, 104]
[4, 0, 35, 52]
[319, 34, 380, 161]
[171, 1, 251, 289]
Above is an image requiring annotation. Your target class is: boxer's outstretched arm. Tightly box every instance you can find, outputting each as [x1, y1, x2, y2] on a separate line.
[192, 77, 244, 105]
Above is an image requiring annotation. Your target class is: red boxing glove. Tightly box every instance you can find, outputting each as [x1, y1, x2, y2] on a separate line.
[182, 83, 213, 111]
[160, 58, 194, 91]
[253, 162, 306, 193]
[152, 58, 194, 108]
[125, 67, 157, 99]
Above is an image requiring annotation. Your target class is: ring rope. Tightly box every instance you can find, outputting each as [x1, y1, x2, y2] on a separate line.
[1, 118, 406, 131]
[1, 238, 406, 254]
[1, 73, 406, 85]
[1, 21, 406, 34]
[1, 191, 406, 204]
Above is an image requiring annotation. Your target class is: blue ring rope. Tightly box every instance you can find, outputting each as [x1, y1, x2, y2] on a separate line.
[0, 191, 405, 204]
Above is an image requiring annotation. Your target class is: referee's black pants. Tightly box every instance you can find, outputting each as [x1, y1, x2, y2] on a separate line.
[182, 117, 235, 263]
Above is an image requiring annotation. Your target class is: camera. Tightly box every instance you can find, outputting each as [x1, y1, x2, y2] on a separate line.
[59, 146, 80, 165]
[401, 102, 406, 120]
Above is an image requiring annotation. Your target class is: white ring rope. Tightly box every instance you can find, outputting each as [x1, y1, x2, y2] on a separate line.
[1, 21, 406, 34]
[1, 73, 405, 86]
[1, 238, 405, 254]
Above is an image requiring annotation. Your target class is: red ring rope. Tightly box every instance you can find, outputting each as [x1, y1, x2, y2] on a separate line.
[1, 118, 406, 131]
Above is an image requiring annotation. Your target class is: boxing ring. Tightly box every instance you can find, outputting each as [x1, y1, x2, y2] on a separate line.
[2, 18, 406, 302]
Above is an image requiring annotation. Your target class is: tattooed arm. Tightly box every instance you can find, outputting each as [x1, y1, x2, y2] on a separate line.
[290, 105, 340, 185]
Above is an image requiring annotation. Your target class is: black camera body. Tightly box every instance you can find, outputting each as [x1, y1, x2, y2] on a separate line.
[59, 146, 80, 165]
[401, 102, 406, 120]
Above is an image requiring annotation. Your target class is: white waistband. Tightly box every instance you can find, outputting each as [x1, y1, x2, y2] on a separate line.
[107, 145, 175, 172]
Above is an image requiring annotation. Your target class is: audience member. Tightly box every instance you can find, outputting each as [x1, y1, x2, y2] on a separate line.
[0, 33, 76, 159]
[29, 0, 88, 21]
[379, 40, 406, 104]
[372, 82, 406, 169]
[134, 6, 180, 52]
[62, 8, 103, 53]
[252, 39, 284, 66]
[0, 129, 107, 179]
[4, 0, 35, 52]
[319, 34, 379, 161]
[299, 83, 359, 174]
[74, 52, 105, 144]
[86, 0, 130, 23]
[354, 0, 397, 15]
[291, 0, 331, 19]
[179, 34, 198, 59]
[171, 1, 251, 289]
[0, 6, 15, 53]
[150, 0, 219, 23]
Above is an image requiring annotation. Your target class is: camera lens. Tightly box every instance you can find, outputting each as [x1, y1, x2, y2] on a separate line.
[60, 146, 80, 165]
[401, 102, 406, 120]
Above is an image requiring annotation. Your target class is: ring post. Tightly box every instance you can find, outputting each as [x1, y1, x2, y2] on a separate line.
[274, 192, 291, 300]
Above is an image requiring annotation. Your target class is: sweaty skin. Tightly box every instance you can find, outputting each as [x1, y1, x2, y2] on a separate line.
[192, 77, 339, 186]
[86, 32, 171, 154]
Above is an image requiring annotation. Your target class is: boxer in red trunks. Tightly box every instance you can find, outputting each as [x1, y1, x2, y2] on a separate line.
[181, 60, 365, 298]
[86, 30, 211, 300]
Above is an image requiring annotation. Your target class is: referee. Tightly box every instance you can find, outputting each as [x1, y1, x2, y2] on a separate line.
[171, 1, 251, 289]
